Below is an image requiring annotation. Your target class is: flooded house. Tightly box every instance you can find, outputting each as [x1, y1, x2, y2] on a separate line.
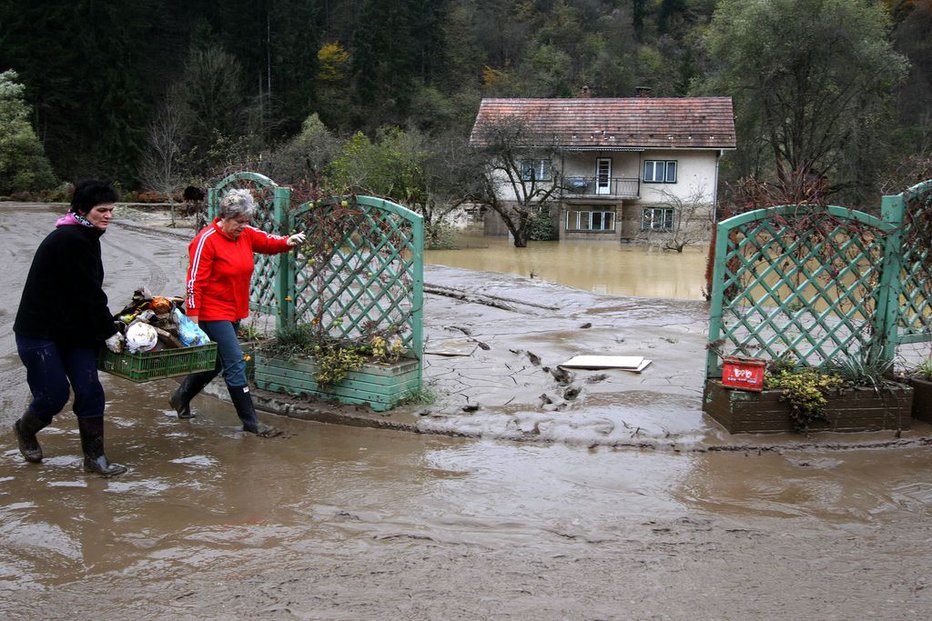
[469, 90, 736, 243]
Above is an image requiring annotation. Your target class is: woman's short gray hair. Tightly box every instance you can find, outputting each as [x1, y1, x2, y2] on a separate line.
[219, 188, 257, 220]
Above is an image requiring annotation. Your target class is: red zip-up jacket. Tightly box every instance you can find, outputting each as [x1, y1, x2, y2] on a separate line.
[185, 218, 291, 321]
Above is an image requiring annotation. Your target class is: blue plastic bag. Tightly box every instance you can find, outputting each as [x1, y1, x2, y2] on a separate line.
[173, 308, 211, 347]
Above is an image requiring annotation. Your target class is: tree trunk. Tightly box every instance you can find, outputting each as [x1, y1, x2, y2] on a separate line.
[167, 196, 176, 228]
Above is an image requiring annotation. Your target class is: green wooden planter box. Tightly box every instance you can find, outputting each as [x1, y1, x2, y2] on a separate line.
[703, 380, 914, 434]
[905, 376, 932, 423]
[253, 353, 421, 412]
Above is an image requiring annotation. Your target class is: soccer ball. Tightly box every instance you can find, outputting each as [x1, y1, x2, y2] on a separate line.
[125, 322, 158, 353]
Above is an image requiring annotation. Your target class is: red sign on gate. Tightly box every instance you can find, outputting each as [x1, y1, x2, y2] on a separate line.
[721, 356, 766, 391]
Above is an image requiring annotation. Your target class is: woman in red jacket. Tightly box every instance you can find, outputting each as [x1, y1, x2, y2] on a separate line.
[170, 188, 304, 435]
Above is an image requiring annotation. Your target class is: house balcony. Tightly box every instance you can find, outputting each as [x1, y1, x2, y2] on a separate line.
[562, 176, 640, 199]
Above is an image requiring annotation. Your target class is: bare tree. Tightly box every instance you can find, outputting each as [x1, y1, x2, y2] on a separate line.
[140, 100, 187, 227]
[468, 115, 563, 247]
[418, 131, 483, 247]
[641, 184, 713, 253]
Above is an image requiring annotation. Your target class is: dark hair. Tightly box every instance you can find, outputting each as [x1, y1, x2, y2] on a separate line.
[70, 180, 119, 214]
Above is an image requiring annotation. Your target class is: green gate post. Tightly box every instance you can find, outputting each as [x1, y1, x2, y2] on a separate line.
[410, 211, 425, 363]
[706, 219, 731, 379]
[273, 185, 294, 331]
[878, 193, 906, 364]
[207, 187, 219, 221]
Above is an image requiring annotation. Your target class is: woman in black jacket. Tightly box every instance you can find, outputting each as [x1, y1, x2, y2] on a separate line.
[12, 180, 127, 476]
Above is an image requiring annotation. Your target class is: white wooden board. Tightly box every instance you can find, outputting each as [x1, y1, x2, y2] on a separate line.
[559, 355, 653, 372]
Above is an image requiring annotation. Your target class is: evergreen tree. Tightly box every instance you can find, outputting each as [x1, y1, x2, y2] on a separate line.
[267, 0, 322, 137]
[351, 0, 419, 129]
[0, 70, 56, 193]
[0, 0, 163, 183]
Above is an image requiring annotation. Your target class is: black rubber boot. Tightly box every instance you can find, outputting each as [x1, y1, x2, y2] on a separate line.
[169, 372, 215, 419]
[13, 411, 50, 463]
[77, 417, 127, 477]
[228, 385, 279, 437]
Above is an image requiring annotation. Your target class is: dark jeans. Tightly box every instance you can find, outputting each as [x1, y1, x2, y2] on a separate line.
[198, 320, 247, 388]
[15, 335, 105, 422]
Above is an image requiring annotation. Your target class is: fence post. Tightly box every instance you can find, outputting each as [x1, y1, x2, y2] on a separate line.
[878, 193, 906, 364]
[273, 185, 294, 331]
[705, 219, 730, 378]
[207, 187, 219, 221]
[410, 206, 425, 363]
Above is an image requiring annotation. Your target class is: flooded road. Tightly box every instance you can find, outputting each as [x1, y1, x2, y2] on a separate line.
[2, 204, 931, 619]
[426, 235, 708, 300]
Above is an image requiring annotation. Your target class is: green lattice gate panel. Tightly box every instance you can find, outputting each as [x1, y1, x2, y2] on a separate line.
[892, 180, 932, 345]
[706, 205, 896, 378]
[207, 172, 292, 323]
[288, 196, 424, 361]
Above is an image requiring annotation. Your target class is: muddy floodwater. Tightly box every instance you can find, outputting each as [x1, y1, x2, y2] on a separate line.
[1, 204, 931, 619]
[426, 235, 708, 300]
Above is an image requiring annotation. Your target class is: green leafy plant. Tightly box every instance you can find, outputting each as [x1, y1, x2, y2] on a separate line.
[827, 349, 894, 390]
[311, 339, 369, 385]
[236, 322, 262, 342]
[912, 358, 932, 380]
[765, 367, 844, 432]
[262, 324, 410, 386]
[368, 334, 405, 363]
[395, 385, 437, 406]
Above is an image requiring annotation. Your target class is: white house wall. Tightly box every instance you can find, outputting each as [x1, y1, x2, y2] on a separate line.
[636, 150, 717, 205]
[560, 152, 641, 180]
[488, 166, 531, 202]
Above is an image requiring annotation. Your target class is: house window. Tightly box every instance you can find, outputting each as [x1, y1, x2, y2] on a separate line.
[643, 160, 677, 183]
[566, 208, 616, 232]
[520, 159, 552, 182]
[641, 207, 675, 231]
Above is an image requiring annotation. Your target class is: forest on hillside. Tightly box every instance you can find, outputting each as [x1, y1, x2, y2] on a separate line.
[1, 0, 930, 212]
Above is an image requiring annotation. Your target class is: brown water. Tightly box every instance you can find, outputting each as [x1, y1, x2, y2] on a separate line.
[425, 235, 709, 300]
[3, 390, 931, 618]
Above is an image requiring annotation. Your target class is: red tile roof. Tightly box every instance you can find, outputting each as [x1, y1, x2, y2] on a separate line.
[470, 97, 736, 150]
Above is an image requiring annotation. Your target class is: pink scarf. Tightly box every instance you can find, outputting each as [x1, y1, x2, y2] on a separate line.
[55, 212, 94, 228]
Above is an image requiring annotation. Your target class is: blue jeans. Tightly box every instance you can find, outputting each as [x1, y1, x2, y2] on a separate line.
[198, 320, 247, 388]
[16, 335, 105, 422]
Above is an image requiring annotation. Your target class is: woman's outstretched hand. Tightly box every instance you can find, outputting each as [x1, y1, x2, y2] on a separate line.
[287, 232, 306, 247]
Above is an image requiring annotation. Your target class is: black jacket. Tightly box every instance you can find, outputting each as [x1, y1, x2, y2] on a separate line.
[13, 221, 117, 347]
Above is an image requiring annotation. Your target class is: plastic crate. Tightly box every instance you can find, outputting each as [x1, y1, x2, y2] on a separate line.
[97, 343, 218, 382]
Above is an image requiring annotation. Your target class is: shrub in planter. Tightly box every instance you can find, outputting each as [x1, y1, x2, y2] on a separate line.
[764, 367, 844, 432]
[704, 355, 914, 434]
[253, 324, 420, 412]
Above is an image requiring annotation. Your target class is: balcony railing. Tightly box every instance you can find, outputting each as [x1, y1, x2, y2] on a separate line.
[562, 176, 640, 198]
